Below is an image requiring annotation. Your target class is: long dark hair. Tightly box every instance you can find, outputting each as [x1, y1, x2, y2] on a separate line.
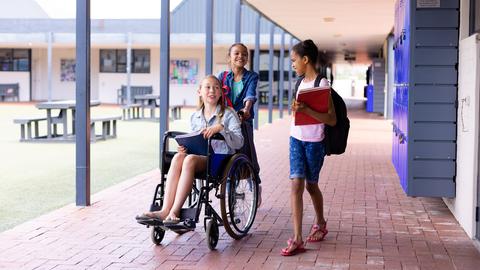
[292, 39, 318, 68]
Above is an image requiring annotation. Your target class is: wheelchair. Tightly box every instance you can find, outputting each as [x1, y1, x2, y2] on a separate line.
[137, 129, 259, 250]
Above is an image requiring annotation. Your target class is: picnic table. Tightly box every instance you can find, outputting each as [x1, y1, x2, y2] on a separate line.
[134, 94, 159, 119]
[13, 100, 121, 143]
[36, 100, 101, 139]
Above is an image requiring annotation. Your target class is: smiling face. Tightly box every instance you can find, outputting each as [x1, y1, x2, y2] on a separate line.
[291, 51, 307, 77]
[198, 76, 222, 106]
[229, 44, 248, 69]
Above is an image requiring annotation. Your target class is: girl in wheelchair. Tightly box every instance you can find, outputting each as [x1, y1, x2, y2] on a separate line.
[138, 75, 244, 225]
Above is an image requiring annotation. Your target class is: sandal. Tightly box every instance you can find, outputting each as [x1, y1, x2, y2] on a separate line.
[135, 213, 154, 221]
[280, 239, 306, 256]
[163, 216, 181, 225]
[306, 223, 328, 242]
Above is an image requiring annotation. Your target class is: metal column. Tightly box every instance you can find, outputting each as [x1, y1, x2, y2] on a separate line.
[268, 23, 274, 123]
[288, 36, 293, 115]
[126, 32, 132, 105]
[253, 13, 260, 130]
[47, 32, 53, 102]
[279, 31, 285, 118]
[385, 34, 394, 119]
[206, 0, 213, 75]
[159, 0, 170, 169]
[75, 0, 91, 206]
[234, 0, 241, 43]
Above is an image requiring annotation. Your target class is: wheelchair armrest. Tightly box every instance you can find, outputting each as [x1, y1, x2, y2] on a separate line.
[210, 133, 225, 141]
[164, 131, 187, 139]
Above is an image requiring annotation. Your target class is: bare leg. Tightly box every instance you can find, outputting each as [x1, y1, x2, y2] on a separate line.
[305, 182, 327, 241]
[291, 178, 305, 243]
[167, 155, 207, 220]
[146, 152, 186, 219]
[306, 182, 326, 225]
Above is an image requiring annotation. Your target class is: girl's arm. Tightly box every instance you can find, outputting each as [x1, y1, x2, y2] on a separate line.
[241, 100, 254, 120]
[220, 110, 244, 150]
[201, 110, 243, 150]
[243, 72, 258, 105]
[292, 94, 337, 126]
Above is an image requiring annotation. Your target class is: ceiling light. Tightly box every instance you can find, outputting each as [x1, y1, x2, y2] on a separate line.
[323, 17, 335, 22]
[333, 34, 342, 38]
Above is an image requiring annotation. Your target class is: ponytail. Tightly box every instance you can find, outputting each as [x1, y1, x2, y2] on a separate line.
[292, 39, 318, 67]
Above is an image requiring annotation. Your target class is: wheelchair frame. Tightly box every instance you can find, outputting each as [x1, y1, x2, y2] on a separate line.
[140, 130, 259, 250]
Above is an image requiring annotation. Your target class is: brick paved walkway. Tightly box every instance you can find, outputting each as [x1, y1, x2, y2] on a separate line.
[1, 109, 480, 270]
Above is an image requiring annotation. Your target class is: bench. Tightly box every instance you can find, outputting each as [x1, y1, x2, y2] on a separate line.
[13, 117, 47, 141]
[121, 104, 142, 120]
[117, 85, 153, 104]
[170, 105, 182, 120]
[0, 83, 19, 102]
[90, 116, 121, 142]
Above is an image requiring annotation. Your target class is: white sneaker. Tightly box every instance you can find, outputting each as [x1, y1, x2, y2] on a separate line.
[257, 185, 262, 208]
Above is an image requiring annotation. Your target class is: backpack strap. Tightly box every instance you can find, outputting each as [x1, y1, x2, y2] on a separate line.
[221, 71, 234, 108]
[314, 74, 323, 87]
[293, 75, 304, 100]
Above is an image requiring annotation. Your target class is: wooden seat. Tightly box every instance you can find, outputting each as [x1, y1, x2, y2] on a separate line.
[90, 116, 121, 142]
[121, 104, 142, 120]
[13, 117, 47, 141]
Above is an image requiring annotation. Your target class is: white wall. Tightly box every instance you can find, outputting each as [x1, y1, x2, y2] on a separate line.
[97, 46, 233, 106]
[444, 29, 479, 239]
[443, 0, 480, 239]
[31, 48, 77, 101]
[0, 71, 30, 101]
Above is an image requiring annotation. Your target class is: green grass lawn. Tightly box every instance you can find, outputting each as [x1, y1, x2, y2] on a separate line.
[0, 102, 282, 232]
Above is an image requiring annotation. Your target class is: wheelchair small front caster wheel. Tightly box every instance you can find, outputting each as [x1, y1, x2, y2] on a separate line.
[206, 219, 219, 250]
[151, 227, 165, 245]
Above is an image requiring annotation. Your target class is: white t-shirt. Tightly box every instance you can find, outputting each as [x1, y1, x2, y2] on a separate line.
[290, 77, 329, 142]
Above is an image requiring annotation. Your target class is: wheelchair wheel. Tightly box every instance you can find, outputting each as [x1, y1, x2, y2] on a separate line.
[220, 154, 258, 240]
[151, 227, 165, 245]
[206, 219, 219, 250]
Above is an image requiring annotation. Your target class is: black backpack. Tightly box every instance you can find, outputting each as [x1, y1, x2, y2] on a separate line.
[294, 75, 350, 155]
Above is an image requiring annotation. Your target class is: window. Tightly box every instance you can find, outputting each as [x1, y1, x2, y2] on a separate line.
[100, 49, 150, 73]
[0, 49, 30, 72]
[132, 50, 150, 73]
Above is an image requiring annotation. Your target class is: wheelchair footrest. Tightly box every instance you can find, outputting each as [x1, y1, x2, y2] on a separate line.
[163, 208, 197, 230]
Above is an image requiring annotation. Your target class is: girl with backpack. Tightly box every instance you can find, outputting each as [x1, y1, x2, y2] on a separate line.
[218, 43, 262, 206]
[282, 40, 337, 256]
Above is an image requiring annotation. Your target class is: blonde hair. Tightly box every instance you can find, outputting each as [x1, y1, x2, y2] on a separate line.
[197, 75, 226, 122]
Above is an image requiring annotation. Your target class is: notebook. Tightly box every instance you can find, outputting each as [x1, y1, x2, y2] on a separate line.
[294, 86, 330, 125]
[175, 130, 208, 156]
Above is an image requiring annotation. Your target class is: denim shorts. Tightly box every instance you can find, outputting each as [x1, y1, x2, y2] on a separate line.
[289, 136, 326, 183]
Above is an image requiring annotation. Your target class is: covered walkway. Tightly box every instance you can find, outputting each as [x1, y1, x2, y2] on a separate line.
[1, 109, 479, 270]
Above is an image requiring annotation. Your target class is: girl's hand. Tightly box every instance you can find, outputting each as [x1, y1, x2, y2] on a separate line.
[292, 101, 309, 113]
[177, 145, 187, 153]
[240, 108, 251, 120]
[202, 124, 224, 139]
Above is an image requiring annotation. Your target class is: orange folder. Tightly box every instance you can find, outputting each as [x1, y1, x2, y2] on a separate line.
[294, 86, 330, 125]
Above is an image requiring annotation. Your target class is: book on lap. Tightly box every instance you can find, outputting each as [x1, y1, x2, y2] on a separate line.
[175, 131, 208, 156]
[294, 86, 330, 125]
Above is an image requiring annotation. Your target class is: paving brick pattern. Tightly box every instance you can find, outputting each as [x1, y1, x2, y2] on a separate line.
[1, 109, 480, 269]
